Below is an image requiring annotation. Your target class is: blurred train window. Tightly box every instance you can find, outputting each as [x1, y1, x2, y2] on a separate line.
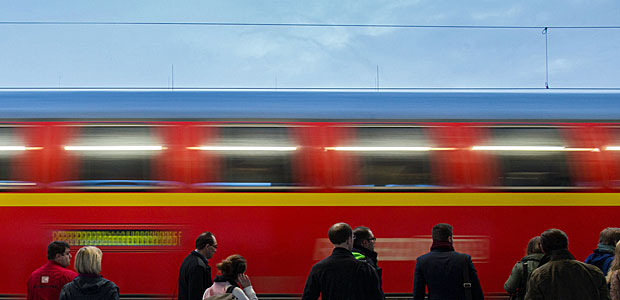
[337, 127, 437, 188]
[606, 128, 620, 187]
[64, 126, 164, 186]
[0, 127, 27, 185]
[198, 127, 297, 188]
[479, 127, 574, 187]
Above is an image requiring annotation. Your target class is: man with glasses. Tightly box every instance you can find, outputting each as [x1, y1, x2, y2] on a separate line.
[353, 226, 383, 297]
[27, 241, 78, 300]
[178, 232, 217, 300]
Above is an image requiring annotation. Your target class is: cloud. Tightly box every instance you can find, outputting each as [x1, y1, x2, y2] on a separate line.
[470, 5, 524, 21]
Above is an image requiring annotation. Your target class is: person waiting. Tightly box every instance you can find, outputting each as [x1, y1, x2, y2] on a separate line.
[504, 236, 544, 300]
[203, 254, 257, 300]
[59, 246, 119, 300]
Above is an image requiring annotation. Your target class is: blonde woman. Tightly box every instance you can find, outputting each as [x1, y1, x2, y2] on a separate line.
[203, 254, 257, 300]
[607, 242, 620, 300]
[59, 246, 119, 300]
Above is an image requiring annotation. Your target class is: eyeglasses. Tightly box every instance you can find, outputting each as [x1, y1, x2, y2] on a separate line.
[209, 244, 218, 249]
[367, 237, 377, 241]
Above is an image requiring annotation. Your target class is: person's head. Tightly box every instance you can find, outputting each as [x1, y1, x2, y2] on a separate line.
[216, 254, 247, 278]
[540, 228, 569, 253]
[598, 227, 620, 246]
[195, 232, 217, 259]
[47, 241, 71, 267]
[328, 222, 353, 250]
[74, 246, 102, 275]
[353, 226, 376, 252]
[526, 236, 543, 255]
[432, 223, 453, 243]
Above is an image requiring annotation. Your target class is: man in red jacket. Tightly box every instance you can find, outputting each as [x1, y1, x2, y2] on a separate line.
[27, 241, 78, 300]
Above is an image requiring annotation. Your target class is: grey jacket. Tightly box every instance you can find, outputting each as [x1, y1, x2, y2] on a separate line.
[504, 253, 545, 300]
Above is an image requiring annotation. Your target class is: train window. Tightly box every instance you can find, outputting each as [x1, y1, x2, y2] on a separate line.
[195, 127, 297, 188]
[605, 128, 620, 187]
[476, 127, 575, 187]
[0, 127, 32, 187]
[334, 127, 437, 188]
[60, 126, 166, 189]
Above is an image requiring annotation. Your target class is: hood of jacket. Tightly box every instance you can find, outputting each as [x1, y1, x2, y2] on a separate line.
[72, 275, 110, 294]
[521, 253, 545, 262]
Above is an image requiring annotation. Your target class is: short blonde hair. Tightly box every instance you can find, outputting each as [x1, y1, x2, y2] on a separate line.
[74, 246, 102, 275]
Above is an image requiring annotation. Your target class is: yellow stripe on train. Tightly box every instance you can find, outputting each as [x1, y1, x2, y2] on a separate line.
[1, 193, 620, 206]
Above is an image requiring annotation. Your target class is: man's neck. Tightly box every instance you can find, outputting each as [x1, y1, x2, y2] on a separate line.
[194, 249, 208, 259]
[49, 259, 67, 268]
[334, 245, 351, 251]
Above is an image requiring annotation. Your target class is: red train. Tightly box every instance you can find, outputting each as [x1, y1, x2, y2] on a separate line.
[2, 91, 620, 298]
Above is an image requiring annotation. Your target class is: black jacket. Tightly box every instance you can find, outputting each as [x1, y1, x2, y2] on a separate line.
[413, 248, 484, 300]
[352, 246, 384, 298]
[302, 247, 383, 300]
[178, 251, 213, 300]
[59, 274, 119, 300]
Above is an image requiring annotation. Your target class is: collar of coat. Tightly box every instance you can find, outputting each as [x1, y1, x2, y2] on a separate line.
[548, 248, 575, 261]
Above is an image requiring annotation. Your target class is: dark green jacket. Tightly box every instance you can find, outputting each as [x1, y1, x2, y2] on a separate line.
[504, 253, 544, 300]
[525, 249, 610, 300]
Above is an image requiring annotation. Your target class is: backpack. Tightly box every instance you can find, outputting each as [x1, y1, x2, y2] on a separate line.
[514, 256, 542, 297]
[203, 285, 237, 300]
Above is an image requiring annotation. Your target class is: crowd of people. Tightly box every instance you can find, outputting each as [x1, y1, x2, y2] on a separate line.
[26, 225, 620, 300]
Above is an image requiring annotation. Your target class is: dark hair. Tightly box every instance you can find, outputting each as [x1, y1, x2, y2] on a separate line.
[599, 228, 620, 246]
[195, 232, 215, 250]
[526, 236, 543, 255]
[47, 241, 70, 260]
[328, 223, 352, 245]
[353, 226, 372, 248]
[540, 228, 569, 253]
[216, 254, 247, 277]
[432, 223, 453, 242]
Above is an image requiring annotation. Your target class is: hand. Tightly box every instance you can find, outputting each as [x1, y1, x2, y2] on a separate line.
[237, 273, 251, 288]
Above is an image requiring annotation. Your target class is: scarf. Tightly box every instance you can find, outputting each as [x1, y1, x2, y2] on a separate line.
[213, 275, 239, 287]
[430, 240, 455, 251]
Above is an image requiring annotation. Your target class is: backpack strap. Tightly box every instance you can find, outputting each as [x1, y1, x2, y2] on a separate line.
[519, 261, 529, 296]
[461, 254, 473, 300]
[226, 285, 236, 294]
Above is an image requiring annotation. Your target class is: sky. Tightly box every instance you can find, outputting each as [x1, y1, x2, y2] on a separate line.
[1, 0, 620, 89]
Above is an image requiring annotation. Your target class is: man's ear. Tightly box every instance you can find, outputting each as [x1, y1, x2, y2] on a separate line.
[448, 236, 453, 243]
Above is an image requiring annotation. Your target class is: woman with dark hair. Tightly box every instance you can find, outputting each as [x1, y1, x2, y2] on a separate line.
[202, 254, 257, 300]
[504, 236, 544, 300]
[607, 242, 620, 300]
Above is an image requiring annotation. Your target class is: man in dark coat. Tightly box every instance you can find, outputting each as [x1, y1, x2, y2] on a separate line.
[302, 222, 383, 300]
[413, 223, 484, 300]
[352, 226, 384, 297]
[525, 228, 609, 300]
[585, 227, 620, 276]
[178, 232, 218, 300]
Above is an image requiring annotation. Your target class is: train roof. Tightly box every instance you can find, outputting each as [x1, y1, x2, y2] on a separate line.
[0, 90, 619, 121]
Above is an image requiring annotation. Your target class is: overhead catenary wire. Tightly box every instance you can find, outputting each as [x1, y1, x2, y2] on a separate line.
[3, 87, 620, 91]
[1, 21, 620, 29]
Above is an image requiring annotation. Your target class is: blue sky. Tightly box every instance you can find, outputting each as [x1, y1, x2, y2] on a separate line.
[1, 0, 620, 88]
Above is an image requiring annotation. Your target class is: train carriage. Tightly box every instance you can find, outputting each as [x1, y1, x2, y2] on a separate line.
[1, 90, 620, 298]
